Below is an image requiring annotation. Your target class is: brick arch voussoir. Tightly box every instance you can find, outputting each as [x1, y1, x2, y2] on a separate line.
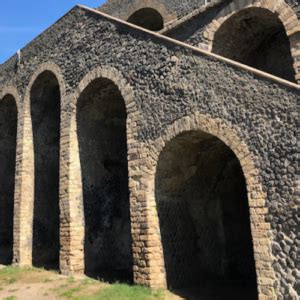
[146, 112, 276, 297]
[122, 0, 176, 24]
[203, 0, 300, 83]
[0, 85, 21, 112]
[150, 113, 259, 201]
[75, 66, 140, 140]
[205, 0, 299, 42]
[24, 62, 67, 112]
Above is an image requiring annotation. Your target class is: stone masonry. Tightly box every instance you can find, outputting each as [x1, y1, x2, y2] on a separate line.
[0, 0, 299, 299]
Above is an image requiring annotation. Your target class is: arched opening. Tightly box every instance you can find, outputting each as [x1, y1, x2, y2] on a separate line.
[77, 77, 133, 283]
[127, 8, 164, 31]
[212, 7, 296, 82]
[0, 95, 17, 265]
[31, 71, 60, 270]
[155, 131, 258, 299]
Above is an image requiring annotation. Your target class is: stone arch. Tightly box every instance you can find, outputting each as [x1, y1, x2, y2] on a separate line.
[21, 62, 66, 269]
[121, 0, 176, 28]
[24, 62, 67, 102]
[143, 113, 275, 298]
[30, 70, 61, 270]
[204, 0, 300, 82]
[0, 86, 21, 111]
[75, 66, 139, 139]
[74, 66, 138, 282]
[127, 8, 164, 31]
[0, 87, 18, 265]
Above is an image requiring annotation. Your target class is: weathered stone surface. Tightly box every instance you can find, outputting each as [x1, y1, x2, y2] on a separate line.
[98, 0, 300, 21]
[163, 0, 300, 83]
[0, 1, 299, 299]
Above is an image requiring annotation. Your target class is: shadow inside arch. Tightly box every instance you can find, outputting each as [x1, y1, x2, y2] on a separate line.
[77, 76, 133, 284]
[212, 7, 296, 82]
[155, 130, 258, 300]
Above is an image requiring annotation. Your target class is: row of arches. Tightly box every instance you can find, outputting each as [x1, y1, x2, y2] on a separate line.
[28, 71, 133, 282]
[126, 2, 299, 83]
[0, 73, 133, 282]
[1, 68, 260, 298]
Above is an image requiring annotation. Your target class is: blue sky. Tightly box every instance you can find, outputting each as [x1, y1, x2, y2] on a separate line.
[0, 0, 105, 63]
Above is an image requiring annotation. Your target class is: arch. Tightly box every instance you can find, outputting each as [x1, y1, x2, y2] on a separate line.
[144, 113, 276, 298]
[0, 91, 18, 265]
[204, 0, 300, 82]
[128, 8, 164, 31]
[16, 62, 67, 268]
[75, 67, 139, 130]
[156, 131, 258, 297]
[121, 0, 176, 28]
[24, 62, 67, 101]
[29, 68, 61, 270]
[0, 85, 21, 111]
[75, 67, 136, 282]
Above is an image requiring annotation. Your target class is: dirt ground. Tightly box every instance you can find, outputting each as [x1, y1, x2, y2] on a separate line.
[0, 265, 180, 300]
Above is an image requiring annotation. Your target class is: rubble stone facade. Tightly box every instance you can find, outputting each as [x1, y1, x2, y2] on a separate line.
[0, 0, 299, 299]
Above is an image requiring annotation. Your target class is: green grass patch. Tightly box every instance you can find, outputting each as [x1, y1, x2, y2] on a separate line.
[0, 266, 25, 286]
[67, 276, 76, 284]
[3, 296, 17, 300]
[80, 278, 97, 285]
[77, 283, 163, 300]
[0, 267, 166, 300]
[0, 266, 24, 277]
[58, 277, 96, 298]
[61, 286, 82, 298]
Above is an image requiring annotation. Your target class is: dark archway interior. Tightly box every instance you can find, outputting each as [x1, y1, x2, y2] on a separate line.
[212, 8, 296, 82]
[31, 71, 60, 270]
[127, 8, 164, 31]
[0, 95, 17, 265]
[77, 78, 133, 283]
[155, 131, 258, 299]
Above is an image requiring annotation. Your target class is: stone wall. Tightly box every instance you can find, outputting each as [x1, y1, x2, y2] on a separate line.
[0, 5, 299, 299]
[164, 0, 300, 83]
[97, 0, 300, 84]
[98, 0, 207, 20]
[164, 1, 227, 48]
[98, 0, 300, 22]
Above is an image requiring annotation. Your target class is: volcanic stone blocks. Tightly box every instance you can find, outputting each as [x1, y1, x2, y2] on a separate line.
[0, 2, 299, 299]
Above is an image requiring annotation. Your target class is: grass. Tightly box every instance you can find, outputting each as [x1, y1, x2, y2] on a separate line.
[61, 286, 83, 298]
[0, 266, 167, 300]
[0, 266, 27, 287]
[77, 284, 164, 300]
[57, 278, 164, 300]
[0, 266, 24, 277]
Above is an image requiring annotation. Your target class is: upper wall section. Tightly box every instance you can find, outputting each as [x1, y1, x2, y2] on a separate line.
[163, 0, 300, 83]
[98, 0, 300, 25]
[98, 0, 207, 23]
